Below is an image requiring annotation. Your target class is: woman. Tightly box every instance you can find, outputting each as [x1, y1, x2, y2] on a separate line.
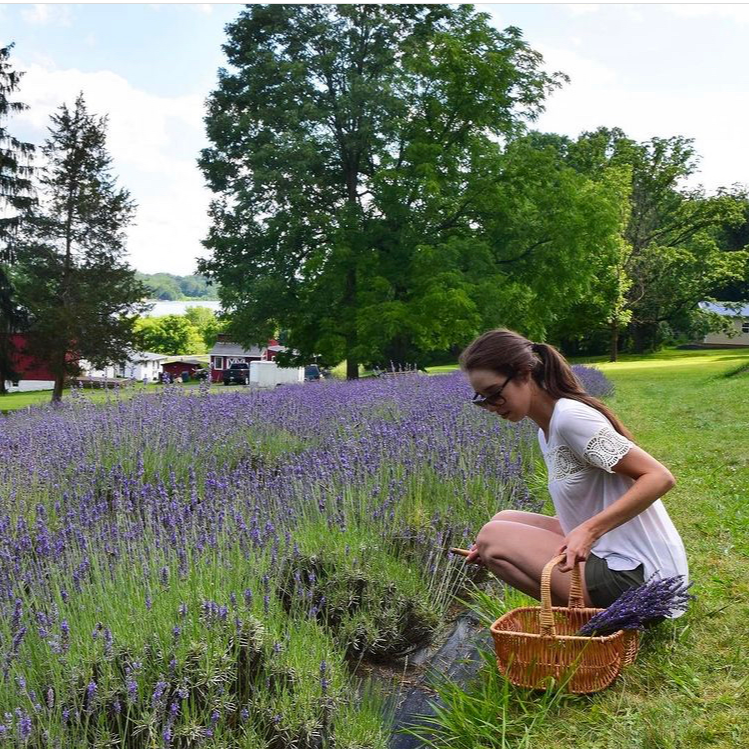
[461, 328, 688, 613]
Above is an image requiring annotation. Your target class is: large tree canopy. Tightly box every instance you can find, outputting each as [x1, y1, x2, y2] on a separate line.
[199, 5, 636, 374]
[542, 127, 747, 356]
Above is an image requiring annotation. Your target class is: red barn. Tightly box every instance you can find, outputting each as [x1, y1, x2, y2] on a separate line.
[208, 336, 294, 382]
[209, 335, 266, 383]
[162, 357, 205, 381]
[3, 333, 58, 392]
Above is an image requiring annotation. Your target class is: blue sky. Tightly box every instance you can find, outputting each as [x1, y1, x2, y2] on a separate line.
[3, 3, 748, 276]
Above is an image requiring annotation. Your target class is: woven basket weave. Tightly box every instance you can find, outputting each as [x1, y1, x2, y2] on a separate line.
[490, 554, 639, 694]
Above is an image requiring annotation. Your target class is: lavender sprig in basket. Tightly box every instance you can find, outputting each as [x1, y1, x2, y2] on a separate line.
[577, 575, 695, 637]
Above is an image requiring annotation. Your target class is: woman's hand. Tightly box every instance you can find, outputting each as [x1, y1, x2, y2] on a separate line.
[464, 543, 484, 566]
[556, 524, 599, 573]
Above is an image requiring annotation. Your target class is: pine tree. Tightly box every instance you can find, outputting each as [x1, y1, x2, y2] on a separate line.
[0, 43, 36, 393]
[14, 93, 149, 402]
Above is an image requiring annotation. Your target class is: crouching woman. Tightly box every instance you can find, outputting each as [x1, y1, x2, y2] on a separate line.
[461, 329, 689, 614]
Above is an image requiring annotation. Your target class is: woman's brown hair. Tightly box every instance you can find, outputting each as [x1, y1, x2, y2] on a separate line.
[459, 328, 634, 441]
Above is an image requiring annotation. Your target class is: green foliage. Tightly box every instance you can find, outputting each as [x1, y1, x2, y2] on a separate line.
[0, 43, 35, 244]
[546, 127, 748, 356]
[0, 44, 36, 391]
[199, 5, 580, 374]
[12, 94, 149, 401]
[134, 314, 204, 355]
[183, 305, 227, 349]
[135, 272, 218, 300]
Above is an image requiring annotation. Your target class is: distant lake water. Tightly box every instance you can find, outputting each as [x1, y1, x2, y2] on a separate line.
[144, 300, 222, 317]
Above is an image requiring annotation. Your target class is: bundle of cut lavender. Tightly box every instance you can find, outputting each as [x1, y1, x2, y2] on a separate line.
[578, 575, 695, 637]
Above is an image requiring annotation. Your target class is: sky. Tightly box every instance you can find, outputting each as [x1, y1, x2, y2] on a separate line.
[2, 2, 748, 277]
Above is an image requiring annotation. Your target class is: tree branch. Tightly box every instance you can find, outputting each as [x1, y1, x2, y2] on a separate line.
[495, 238, 552, 264]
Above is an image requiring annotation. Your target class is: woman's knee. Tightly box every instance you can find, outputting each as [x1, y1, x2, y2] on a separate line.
[476, 520, 511, 560]
[490, 509, 532, 524]
[489, 510, 562, 536]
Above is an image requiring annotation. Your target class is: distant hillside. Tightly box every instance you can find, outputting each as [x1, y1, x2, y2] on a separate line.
[136, 272, 220, 301]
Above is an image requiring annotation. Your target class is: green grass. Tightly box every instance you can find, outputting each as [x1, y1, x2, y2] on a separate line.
[415, 346, 749, 748]
[0, 381, 208, 413]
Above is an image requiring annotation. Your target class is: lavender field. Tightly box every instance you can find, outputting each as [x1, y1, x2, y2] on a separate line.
[0, 367, 610, 747]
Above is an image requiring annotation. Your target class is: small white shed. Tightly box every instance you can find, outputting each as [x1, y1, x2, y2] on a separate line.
[249, 360, 304, 388]
[697, 302, 749, 347]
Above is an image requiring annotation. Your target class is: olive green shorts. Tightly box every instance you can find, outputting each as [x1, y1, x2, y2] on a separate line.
[584, 552, 645, 608]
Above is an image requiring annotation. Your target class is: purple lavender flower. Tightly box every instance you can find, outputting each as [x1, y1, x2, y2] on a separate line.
[85, 681, 97, 711]
[103, 628, 113, 657]
[15, 708, 32, 741]
[320, 660, 329, 695]
[151, 680, 168, 709]
[578, 575, 695, 636]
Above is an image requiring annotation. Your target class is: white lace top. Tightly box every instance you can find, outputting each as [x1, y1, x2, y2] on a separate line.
[538, 398, 689, 608]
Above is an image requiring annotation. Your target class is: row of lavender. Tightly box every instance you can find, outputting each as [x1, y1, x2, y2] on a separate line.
[0, 367, 611, 747]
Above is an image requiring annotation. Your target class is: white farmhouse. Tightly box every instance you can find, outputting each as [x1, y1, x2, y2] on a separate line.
[696, 301, 749, 347]
[82, 351, 167, 382]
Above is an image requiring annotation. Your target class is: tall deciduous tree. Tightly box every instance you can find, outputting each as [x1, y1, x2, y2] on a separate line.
[14, 94, 149, 401]
[199, 5, 576, 376]
[0, 43, 35, 393]
[555, 127, 747, 356]
[134, 314, 205, 355]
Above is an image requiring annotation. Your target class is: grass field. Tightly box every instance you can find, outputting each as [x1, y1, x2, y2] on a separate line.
[2, 346, 747, 745]
[414, 346, 749, 749]
[0, 381, 202, 413]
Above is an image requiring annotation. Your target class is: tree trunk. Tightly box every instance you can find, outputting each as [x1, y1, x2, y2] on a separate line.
[51, 351, 66, 403]
[51, 372, 64, 403]
[344, 263, 358, 380]
[608, 320, 619, 362]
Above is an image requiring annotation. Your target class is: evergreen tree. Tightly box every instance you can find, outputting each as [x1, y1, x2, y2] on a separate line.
[14, 94, 149, 402]
[0, 43, 36, 393]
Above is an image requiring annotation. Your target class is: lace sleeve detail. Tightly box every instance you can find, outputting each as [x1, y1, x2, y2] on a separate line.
[583, 426, 632, 473]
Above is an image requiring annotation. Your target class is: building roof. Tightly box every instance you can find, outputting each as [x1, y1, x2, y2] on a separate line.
[209, 341, 266, 358]
[698, 301, 749, 318]
[163, 356, 206, 366]
[128, 351, 169, 362]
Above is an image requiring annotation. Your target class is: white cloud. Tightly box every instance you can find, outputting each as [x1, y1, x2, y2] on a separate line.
[533, 47, 749, 193]
[665, 4, 749, 24]
[564, 4, 600, 16]
[12, 60, 212, 274]
[21, 4, 73, 26]
[537, 43, 618, 87]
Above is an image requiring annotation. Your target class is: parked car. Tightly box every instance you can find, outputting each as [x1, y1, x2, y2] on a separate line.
[192, 367, 210, 381]
[222, 362, 250, 385]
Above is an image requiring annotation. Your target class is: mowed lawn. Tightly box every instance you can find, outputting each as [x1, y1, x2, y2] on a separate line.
[544, 349, 749, 749]
[429, 347, 749, 748]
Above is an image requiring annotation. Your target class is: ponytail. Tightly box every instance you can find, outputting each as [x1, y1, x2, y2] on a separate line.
[531, 342, 634, 441]
[459, 329, 634, 441]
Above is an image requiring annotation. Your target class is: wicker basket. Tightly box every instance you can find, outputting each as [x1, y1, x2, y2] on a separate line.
[490, 554, 639, 694]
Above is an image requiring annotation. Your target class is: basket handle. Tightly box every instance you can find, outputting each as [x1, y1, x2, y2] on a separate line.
[539, 554, 586, 636]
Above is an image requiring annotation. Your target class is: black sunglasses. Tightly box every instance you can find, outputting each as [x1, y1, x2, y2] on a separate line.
[472, 373, 513, 409]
